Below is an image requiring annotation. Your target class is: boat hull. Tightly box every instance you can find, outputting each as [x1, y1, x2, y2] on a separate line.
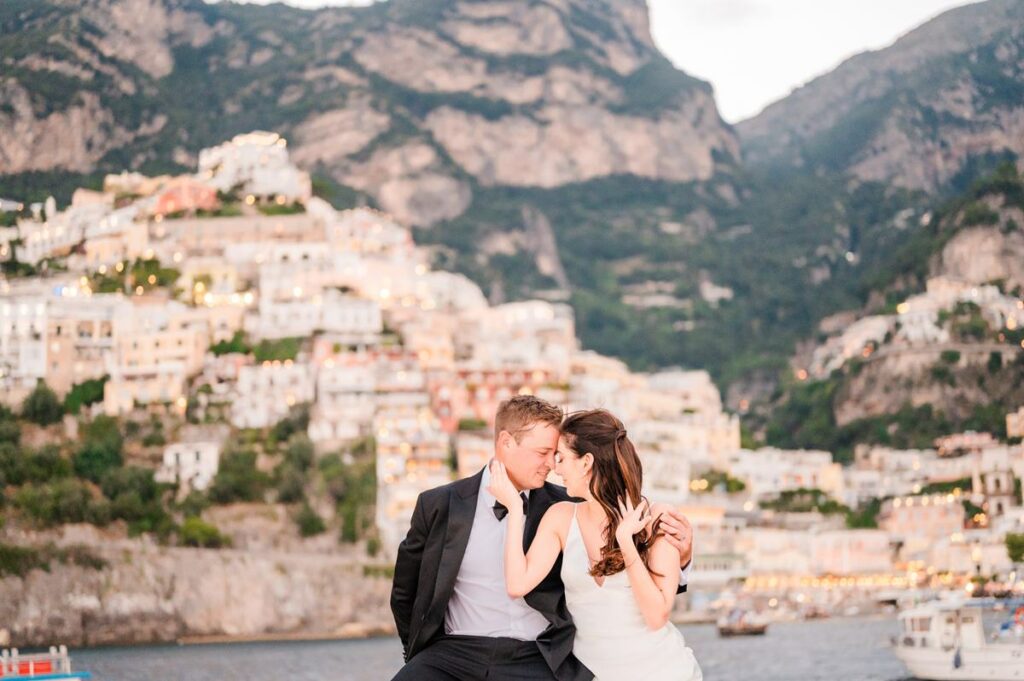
[717, 625, 768, 637]
[894, 645, 1024, 680]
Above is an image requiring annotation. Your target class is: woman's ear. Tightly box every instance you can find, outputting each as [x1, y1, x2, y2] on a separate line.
[582, 452, 594, 474]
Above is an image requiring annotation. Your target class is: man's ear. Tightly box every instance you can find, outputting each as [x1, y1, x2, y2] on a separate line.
[498, 430, 514, 451]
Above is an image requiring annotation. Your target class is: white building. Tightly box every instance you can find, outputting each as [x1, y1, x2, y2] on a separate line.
[198, 131, 312, 203]
[156, 441, 221, 493]
[308, 361, 377, 445]
[726, 448, 844, 501]
[231, 360, 315, 428]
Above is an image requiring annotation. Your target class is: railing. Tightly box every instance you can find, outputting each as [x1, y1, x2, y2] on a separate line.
[0, 646, 72, 677]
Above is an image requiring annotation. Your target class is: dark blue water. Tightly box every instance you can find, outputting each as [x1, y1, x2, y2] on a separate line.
[73, 616, 910, 680]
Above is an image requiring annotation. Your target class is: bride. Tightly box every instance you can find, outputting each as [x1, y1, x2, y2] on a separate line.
[488, 408, 703, 681]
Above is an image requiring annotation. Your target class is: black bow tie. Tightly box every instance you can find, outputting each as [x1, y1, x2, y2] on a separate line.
[493, 492, 528, 521]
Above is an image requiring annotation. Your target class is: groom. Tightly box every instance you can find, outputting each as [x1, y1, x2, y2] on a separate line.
[389, 395, 695, 681]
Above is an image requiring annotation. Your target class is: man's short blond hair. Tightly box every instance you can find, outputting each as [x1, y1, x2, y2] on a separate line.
[494, 395, 563, 443]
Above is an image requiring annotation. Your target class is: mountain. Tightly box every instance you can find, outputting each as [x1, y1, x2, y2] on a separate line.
[761, 164, 1024, 461]
[3, 0, 1024, 403]
[738, 0, 1024, 193]
[0, 0, 757, 377]
[0, 0, 737, 226]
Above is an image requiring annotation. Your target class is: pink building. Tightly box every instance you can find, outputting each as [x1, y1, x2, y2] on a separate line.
[152, 178, 219, 216]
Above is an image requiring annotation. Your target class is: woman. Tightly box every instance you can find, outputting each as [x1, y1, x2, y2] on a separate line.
[488, 409, 703, 681]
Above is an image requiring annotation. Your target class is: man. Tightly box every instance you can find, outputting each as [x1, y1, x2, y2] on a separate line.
[390, 395, 695, 681]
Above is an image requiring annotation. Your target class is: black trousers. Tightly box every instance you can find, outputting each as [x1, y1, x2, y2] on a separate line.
[391, 635, 558, 681]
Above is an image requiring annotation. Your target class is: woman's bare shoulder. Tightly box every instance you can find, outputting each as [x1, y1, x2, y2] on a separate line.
[542, 501, 577, 535]
[545, 500, 577, 520]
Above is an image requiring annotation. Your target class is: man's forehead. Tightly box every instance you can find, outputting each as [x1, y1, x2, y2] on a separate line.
[518, 422, 560, 447]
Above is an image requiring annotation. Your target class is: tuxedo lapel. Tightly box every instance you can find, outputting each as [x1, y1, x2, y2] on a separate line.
[523, 484, 549, 551]
[428, 469, 481, 616]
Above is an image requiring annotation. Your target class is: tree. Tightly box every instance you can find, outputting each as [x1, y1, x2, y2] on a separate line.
[0, 411, 20, 445]
[284, 434, 314, 471]
[23, 445, 72, 483]
[275, 464, 306, 504]
[73, 443, 123, 483]
[208, 450, 269, 503]
[271, 404, 310, 444]
[82, 415, 123, 456]
[1007, 533, 1024, 564]
[179, 517, 230, 548]
[63, 376, 108, 415]
[21, 380, 63, 426]
[295, 503, 326, 537]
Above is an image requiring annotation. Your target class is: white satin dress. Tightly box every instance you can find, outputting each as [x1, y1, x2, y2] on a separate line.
[561, 507, 703, 681]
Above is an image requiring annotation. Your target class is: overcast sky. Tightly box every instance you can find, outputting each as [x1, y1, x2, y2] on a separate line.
[222, 0, 976, 122]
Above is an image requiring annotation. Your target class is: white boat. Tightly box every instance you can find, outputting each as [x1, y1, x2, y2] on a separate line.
[892, 599, 1024, 680]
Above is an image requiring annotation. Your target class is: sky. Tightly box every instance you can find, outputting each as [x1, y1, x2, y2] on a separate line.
[221, 0, 976, 122]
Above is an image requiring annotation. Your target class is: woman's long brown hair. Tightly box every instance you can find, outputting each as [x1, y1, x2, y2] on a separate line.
[560, 409, 663, 577]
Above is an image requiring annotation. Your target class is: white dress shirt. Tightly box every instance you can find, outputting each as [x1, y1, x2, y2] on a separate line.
[444, 464, 550, 640]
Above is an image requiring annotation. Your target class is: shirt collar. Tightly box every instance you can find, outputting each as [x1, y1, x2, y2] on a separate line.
[481, 460, 530, 507]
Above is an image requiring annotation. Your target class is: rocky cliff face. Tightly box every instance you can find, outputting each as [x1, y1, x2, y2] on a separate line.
[803, 173, 1024, 429]
[0, 525, 393, 647]
[737, 0, 1024, 192]
[0, 0, 737, 226]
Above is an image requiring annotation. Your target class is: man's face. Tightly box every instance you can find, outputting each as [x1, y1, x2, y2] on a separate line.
[497, 422, 560, 491]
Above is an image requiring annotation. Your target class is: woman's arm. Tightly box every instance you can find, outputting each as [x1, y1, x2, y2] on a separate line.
[488, 461, 569, 598]
[616, 498, 680, 630]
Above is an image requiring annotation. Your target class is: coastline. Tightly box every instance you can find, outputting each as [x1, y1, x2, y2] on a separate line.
[175, 623, 396, 646]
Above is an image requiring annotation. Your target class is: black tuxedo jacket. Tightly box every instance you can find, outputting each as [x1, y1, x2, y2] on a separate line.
[389, 469, 688, 680]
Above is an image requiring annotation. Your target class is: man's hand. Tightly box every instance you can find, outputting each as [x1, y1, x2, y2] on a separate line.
[657, 508, 693, 569]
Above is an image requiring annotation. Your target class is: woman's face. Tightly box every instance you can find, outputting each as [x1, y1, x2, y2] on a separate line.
[554, 435, 591, 497]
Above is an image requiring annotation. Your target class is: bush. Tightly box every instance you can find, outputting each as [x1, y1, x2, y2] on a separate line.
[988, 351, 1003, 373]
[1008, 533, 1024, 563]
[457, 418, 488, 431]
[760, 488, 849, 515]
[257, 202, 305, 216]
[940, 350, 961, 364]
[141, 431, 166, 447]
[208, 450, 269, 504]
[179, 516, 230, 548]
[953, 316, 990, 341]
[284, 434, 314, 471]
[101, 466, 160, 502]
[295, 503, 326, 537]
[210, 330, 250, 356]
[271, 404, 310, 444]
[13, 479, 98, 526]
[22, 445, 72, 483]
[74, 441, 123, 482]
[0, 418, 20, 445]
[21, 380, 63, 425]
[0, 542, 107, 577]
[930, 365, 955, 385]
[82, 415, 123, 456]
[74, 416, 124, 482]
[0, 543, 45, 577]
[63, 376, 108, 415]
[177, 491, 210, 518]
[961, 202, 1000, 226]
[252, 337, 301, 363]
[275, 464, 306, 504]
[320, 450, 377, 543]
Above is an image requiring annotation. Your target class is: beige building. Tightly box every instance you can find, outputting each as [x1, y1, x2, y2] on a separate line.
[879, 494, 965, 562]
[102, 298, 211, 415]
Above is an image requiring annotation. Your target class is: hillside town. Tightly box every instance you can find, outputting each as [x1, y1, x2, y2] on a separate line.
[1, 131, 1022, 627]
